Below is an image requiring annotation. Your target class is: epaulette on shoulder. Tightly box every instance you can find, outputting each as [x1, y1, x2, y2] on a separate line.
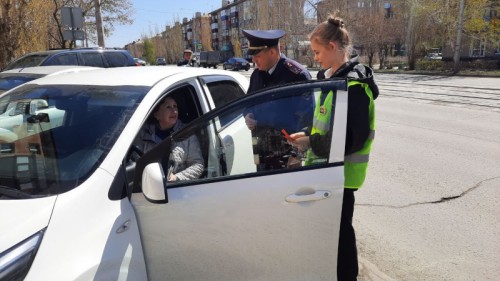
[284, 59, 302, 75]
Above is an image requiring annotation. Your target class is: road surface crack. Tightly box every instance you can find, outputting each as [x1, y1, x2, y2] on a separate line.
[358, 176, 499, 208]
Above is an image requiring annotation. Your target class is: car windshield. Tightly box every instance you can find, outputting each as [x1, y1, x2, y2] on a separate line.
[0, 74, 44, 92]
[4, 54, 49, 71]
[235, 58, 247, 63]
[0, 84, 148, 199]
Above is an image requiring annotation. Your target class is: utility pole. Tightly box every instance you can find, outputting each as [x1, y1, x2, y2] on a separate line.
[94, 0, 105, 47]
[453, 0, 465, 74]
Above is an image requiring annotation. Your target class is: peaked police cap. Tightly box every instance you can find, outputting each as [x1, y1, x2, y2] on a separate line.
[243, 29, 285, 55]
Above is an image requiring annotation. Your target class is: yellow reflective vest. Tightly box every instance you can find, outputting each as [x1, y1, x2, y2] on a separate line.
[304, 80, 375, 189]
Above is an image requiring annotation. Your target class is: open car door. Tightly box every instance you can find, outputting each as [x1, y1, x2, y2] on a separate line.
[131, 79, 349, 281]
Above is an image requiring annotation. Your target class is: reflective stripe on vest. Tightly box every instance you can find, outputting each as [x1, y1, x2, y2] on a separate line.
[303, 81, 375, 189]
[344, 80, 376, 189]
[304, 90, 334, 166]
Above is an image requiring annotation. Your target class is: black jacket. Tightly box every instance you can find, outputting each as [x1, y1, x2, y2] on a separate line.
[310, 56, 379, 157]
[248, 55, 311, 94]
[177, 59, 193, 66]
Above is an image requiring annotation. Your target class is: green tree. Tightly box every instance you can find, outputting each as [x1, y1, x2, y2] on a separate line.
[142, 39, 155, 65]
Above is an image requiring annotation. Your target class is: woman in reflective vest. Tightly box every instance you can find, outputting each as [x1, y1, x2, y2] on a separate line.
[290, 15, 379, 281]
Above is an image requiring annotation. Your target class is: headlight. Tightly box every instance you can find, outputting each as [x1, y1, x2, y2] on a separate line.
[0, 230, 44, 281]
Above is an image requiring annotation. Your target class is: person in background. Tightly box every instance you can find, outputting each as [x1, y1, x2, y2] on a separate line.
[134, 96, 204, 181]
[241, 29, 312, 170]
[289, 14, 379, 280]
[177, 49, 194, 66]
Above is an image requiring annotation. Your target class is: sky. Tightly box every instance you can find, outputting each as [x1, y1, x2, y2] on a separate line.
[106, 0, 221, 48]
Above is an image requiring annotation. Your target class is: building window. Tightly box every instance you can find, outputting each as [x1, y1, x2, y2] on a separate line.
[470, 38, 486, 57]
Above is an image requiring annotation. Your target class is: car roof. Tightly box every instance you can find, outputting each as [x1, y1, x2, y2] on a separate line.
[24, 66, 249, 88]
[0, 65, 100, 75]
[18, 48, 128, 55]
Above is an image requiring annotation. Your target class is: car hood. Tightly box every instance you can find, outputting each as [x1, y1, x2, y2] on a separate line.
[0, 196, 56, 253]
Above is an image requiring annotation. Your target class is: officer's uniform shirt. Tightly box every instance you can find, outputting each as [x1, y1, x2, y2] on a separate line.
[248, 55, 311, 94]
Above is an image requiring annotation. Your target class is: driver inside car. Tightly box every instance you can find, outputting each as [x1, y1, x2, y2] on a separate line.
[132, 96, 204, 181]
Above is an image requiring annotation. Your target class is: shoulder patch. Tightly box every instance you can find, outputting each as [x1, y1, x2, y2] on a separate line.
[284, 60, 302, 75]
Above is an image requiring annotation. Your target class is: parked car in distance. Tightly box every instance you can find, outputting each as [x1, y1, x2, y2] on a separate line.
[425, 52, 443, 60]
[156, 57, 167, 65]
[2, 48, 136, 71]
[223, 57, 251, 71]
[0, 65, 98, 94]
[134, 58, 147, 66]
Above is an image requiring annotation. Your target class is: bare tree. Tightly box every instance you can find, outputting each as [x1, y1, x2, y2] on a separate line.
[49, 0, 133, 48]
[165, 22, 183, 64]
[0, 0, 51, 68]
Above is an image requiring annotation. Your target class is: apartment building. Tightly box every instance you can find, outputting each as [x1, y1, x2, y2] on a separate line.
[181, 13, 211, 53]
[180, 0, 310, 60]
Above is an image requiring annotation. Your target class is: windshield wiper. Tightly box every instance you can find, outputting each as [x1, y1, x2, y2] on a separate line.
[0, 186, 33, 199]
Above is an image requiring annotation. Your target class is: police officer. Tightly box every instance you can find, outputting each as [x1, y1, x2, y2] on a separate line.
[177, 49, 194, 66]
[242, 29, 312, 171]
[243, 29, 311, 94]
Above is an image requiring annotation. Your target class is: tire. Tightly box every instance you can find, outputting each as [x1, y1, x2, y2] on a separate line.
[223, 65, 227, 70]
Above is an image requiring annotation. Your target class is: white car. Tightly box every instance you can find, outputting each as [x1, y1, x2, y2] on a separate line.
[0, 66, 99, 143]
[0, 66, 349, 280]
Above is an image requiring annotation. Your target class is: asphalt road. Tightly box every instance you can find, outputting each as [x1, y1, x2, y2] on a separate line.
[238, 69, 500, 280]
[354, 73, 500, 281]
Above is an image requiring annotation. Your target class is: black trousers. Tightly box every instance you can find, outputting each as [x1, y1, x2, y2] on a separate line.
[337, 189, 358, 281]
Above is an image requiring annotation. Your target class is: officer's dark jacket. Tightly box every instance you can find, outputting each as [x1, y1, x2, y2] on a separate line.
[248, 55, 311, 94]
[310, 55, 379, 157]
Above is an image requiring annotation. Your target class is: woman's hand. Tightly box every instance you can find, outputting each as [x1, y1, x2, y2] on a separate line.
[289, 132, 310, 152]
[289, 132, 306, 140]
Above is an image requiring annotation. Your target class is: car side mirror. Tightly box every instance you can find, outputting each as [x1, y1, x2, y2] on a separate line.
[142, 163, 168, 204]
[29, 99, 49, 115]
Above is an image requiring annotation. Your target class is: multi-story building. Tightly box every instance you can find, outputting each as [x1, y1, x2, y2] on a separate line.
[316, 0, 396, 23]
[181, 13, 211, 53]
[208, 0, 310, 60]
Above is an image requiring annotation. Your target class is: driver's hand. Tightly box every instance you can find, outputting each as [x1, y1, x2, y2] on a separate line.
[168, 173, 177, 181]
[245, 113, 257, 130]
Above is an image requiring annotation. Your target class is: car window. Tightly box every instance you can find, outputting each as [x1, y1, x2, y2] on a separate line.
[45, 54, 79, 66]
[206, 80, 245, 108]
[0, 84, 148, 196]
[4, 54, 49, 70]
[147, 82, 329, 186]
[104, 52, 131, 67]
[204, 80, 245, 126]
[0, 75, 41, 91]
[81, 52, 106, 67]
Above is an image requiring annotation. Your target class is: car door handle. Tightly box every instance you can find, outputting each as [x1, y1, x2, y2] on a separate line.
[285, 190, 332, 203]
